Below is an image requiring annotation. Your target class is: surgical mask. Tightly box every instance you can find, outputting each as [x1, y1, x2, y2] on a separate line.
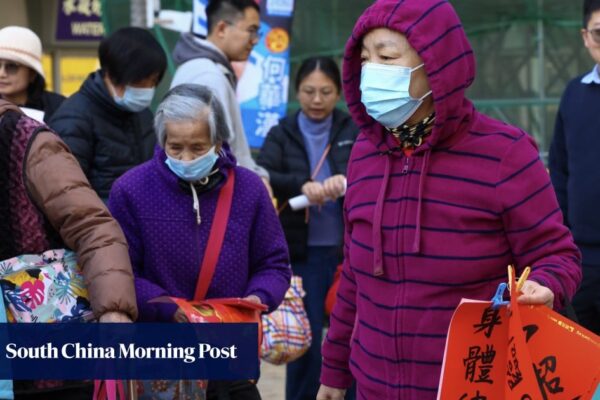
[360, 63, 432, 128]
[114, 86, 155, 112]
[165, 146, 219, 182]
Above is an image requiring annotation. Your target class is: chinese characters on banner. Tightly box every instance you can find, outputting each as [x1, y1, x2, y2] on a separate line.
[437, 270, 600, 399]
[193, 0, 295, 149]
[56, 0, 104, 41]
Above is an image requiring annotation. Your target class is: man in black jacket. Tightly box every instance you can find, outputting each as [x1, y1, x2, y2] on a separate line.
[50, 27, 167, 201]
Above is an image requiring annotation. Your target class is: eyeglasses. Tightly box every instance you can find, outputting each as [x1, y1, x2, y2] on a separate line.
[0, 61, 22, 76]
[586, 28, 600, 44]
[224, 21, 262, 41]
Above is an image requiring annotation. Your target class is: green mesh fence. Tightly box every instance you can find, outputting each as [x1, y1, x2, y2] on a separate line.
[102, 0, 589, 157]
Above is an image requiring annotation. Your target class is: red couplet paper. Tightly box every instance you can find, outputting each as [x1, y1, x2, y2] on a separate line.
[438, 269, 600, 400]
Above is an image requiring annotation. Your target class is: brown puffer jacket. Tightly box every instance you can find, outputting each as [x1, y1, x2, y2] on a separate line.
[0, 99, 137, 320]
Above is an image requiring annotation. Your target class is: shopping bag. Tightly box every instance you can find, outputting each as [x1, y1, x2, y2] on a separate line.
[169, 297, 266, 324]
[0, 249, 94, 323]
[261, 275, 312, 365]
[437, 266, 600, 399]
[151, 296, 267, 348]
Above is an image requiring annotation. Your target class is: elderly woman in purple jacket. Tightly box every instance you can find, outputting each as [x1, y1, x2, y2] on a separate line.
[108, 84, 291, 399]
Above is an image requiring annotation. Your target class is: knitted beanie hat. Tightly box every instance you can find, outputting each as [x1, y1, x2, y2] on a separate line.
[0, 26, 45, 79]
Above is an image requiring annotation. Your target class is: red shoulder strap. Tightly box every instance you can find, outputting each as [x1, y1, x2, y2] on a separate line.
[193, 169, 236, 301]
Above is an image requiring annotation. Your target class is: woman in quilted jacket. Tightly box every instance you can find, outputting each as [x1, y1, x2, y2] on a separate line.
[0, 99, 137, 399]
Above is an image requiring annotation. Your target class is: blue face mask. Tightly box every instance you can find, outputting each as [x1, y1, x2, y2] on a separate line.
[114, 86, 155, 112]
[165, 146, 219, 182]
[360, 63, 432, 128]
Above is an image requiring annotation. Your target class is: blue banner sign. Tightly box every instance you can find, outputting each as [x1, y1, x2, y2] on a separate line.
[193, 0, 295, 149]
[0, 323, 259, 380]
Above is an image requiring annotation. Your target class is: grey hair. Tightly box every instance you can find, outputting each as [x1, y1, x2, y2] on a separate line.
[154, 84, 230, 147]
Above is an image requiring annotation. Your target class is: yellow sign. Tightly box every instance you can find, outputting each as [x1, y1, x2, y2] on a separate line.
[42, 54, 54, 92]
[59, 56, 99, 96]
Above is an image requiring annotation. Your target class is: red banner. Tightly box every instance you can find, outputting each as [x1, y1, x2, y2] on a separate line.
[438, 269, 600, 399]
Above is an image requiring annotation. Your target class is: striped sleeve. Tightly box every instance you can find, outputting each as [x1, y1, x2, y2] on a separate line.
[496, 134, 582, 309]
[320, 207, 357, 389]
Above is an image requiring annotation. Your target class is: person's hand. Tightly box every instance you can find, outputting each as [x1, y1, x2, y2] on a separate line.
[323, 175, 346, 200]
[261, 176, 274, 198]
[516, 280, 555, 308]
[242, 295, 262, 305]
[302, 181, 326, 205]
[174, 308, 189, 323]
[316, 384, 346, 400]
[99, 311, 132, 323]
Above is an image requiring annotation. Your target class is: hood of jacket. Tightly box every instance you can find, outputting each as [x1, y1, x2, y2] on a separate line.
[172, 33, 237, 88]
[343, 0, 478, 275]
[344, 0, 476, 154]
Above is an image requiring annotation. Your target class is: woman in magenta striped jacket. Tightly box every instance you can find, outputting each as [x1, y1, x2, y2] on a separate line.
[317, 1, 582, 399]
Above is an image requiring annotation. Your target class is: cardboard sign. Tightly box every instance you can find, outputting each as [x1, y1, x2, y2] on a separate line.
[438, 270, 600, 399]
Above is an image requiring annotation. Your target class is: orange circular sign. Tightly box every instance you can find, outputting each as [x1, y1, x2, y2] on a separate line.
[265, 28, 290, 53]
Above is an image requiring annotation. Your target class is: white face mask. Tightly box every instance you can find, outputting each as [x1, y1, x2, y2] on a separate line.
[360, 62, 432, 128]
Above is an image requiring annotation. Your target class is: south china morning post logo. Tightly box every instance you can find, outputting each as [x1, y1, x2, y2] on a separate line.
[5, 342, 238, 364]
[266, 0, 294, 17]
[0, 323, 259, 380]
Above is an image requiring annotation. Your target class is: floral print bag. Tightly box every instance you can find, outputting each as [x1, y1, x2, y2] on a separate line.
[0, 249, 94, 323]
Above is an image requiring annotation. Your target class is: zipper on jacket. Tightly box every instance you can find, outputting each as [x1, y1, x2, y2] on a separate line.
[395, 154, 412, 389]
[401, 157, 410, 174]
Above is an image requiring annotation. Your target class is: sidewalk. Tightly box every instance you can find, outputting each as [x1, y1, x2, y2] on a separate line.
[257, 362, 285, 399]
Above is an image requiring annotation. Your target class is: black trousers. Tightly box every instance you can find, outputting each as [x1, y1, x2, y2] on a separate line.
[207, 380, 261, 400]
[572, 264, 600, 334]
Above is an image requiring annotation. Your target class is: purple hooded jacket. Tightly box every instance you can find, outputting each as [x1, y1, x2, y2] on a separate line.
[320, 1, 582, 399]
[108, 146, 291, 321]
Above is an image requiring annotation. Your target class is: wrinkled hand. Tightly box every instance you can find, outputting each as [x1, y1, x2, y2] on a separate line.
[242, 295, 262, 305]
[99, 311, 132, 323]
[302, 181, 327, 205]
[516, 280, 555, 308]
[323, 175, 346, 200]
[316, 385, 346, 400]
[174, 307, 189, 323]
[261, 176, 274, 198]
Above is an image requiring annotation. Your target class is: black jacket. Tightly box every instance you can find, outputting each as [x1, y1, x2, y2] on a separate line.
[49, 71, 156, 200]
[24, 90, 66, 123]
[257, 109, 359, 261]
